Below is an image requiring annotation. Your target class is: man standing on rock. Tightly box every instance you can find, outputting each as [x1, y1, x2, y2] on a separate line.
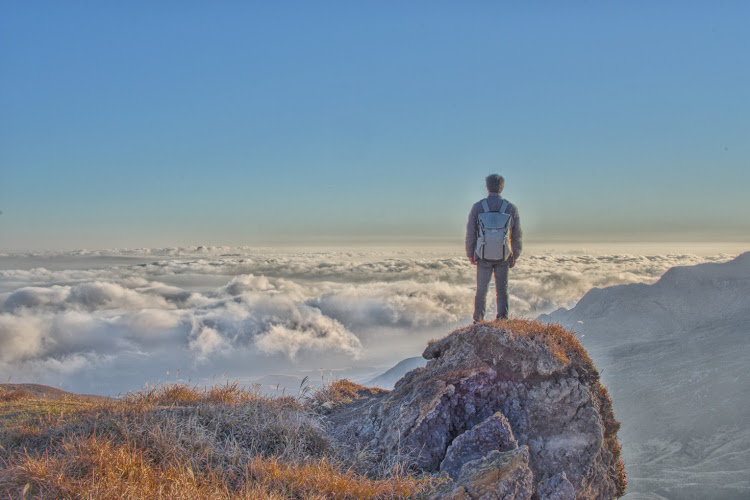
[466, 174, 522, 322]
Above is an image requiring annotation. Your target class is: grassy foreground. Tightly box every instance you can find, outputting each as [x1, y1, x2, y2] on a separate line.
[0, 382, 432, 499]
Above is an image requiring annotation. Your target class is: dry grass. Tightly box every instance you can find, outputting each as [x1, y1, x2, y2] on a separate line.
[0, 398, 101, 429]
[1, 440, 423, 499]
[311, 380, 387, 409]
[490, 318, 594, 365]
[245, 456, 424, 499]
[0, 390, 30, 403]
[0, 382, 430, 499]
[596, 384, 627, 495]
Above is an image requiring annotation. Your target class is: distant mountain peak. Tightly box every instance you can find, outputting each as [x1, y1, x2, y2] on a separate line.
[366, 356, 427, 389]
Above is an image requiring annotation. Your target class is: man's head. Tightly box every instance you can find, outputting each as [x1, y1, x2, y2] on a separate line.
[485, 174, 504, 194]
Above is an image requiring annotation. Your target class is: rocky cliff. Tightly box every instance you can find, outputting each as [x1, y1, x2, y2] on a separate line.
[325, 319, 626, 499]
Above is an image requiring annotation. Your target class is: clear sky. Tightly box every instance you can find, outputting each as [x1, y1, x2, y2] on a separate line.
[1, 1, 748, 251]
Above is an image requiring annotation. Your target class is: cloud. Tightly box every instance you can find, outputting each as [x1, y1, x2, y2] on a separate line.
[2, 282, 172, 313]
[3, 286, 70, 311]
[0, 247, 737, 394]
[188, 324, 230, 361]
[0, 312, 46, 362]
[309, 280, 474, 328]
[254, 309, 362, 360]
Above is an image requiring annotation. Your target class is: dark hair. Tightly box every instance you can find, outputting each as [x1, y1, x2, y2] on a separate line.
[485, 174, 504, 193]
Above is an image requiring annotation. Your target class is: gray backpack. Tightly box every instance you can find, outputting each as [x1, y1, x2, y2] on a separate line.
[474, 199, 512, 261]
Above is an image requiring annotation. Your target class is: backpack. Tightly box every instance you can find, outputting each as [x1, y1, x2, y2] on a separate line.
[474, 199, 512, 261]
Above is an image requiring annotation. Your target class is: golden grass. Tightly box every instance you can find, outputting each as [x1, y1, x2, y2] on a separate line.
[1, 438, 425, 499]
[124, 381, 271, 406]
[311, 380, 387, 409]
[0, 397, 101, 428]
[245, 456, 427, 499]
[490, 318, 593, 365]
[0, 383, 429, 499]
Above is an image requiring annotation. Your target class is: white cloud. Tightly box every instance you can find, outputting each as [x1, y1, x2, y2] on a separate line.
[254, 310, 362, 360]
[0, 312, 46, 362]
[188, 324, 230, 361]
[3, 286, 70, 311]
[0, 248, 738, 394]
[310, 280, 474, 328]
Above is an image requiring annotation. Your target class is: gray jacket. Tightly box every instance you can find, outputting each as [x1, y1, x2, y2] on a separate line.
[465, 193, 522, 261]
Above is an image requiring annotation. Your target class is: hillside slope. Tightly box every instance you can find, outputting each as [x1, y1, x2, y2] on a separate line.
[367, 356, 427, 389]
[541, 252, 750, 499]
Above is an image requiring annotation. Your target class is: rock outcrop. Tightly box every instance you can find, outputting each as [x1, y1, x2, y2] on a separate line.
[327, 320, 626, 499]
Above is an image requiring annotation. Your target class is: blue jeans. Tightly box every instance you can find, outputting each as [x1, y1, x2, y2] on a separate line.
[473, 260, 509, 321]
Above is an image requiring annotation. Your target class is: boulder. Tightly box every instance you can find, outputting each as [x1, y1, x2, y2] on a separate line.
[441, 411, 517, 479]
[434, 447, 534, 500]
[327, 320, 626, 498]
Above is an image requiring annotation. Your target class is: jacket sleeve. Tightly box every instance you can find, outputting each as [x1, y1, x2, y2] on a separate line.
[511, 206, 522, 260]
[465, 203, 479, 258]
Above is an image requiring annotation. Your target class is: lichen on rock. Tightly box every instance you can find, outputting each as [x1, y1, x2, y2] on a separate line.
[326, 319, 626, 499]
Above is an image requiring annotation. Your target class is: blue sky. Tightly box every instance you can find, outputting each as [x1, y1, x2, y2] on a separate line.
[1, 1, 748, 250]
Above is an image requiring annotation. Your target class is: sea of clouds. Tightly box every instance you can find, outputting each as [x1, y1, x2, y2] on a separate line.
[0, 246, 735, 395]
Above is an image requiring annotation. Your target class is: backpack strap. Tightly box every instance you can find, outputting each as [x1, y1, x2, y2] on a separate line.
[481, 198, 510, 214]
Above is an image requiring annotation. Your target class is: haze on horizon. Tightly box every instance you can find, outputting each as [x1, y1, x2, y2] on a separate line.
[1, 2, 749, 252]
